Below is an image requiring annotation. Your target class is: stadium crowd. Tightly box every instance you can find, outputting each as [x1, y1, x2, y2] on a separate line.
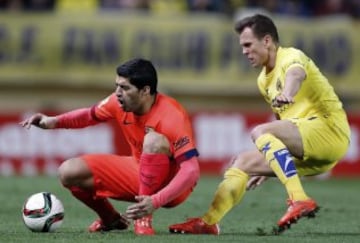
[0, 0, 360, 18]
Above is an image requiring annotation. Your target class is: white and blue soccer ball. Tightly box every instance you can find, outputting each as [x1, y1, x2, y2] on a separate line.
[22, 192, 65, 232]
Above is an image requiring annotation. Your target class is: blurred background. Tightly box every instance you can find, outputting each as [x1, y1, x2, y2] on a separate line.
[0, 0, 359, 177]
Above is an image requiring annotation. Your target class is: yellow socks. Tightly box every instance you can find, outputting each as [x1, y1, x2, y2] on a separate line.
[255, 133, 308, 201]
[201, 133, 309, 226]
[202, 168, 248, 225]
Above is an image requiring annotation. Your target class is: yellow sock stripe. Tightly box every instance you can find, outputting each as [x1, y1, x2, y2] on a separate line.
[255, 133, 308, 201]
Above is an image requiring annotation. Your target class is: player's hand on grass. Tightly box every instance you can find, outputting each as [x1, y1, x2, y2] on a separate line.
[125, 195, 155, 220]
[246, 176, 268, 190]
[20, 113, 57, 129]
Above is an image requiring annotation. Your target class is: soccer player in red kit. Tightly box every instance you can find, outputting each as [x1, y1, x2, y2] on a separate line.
[20, 58, 200, 235]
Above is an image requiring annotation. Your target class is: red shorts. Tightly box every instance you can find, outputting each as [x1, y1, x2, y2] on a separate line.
[81, 154, 192, 208]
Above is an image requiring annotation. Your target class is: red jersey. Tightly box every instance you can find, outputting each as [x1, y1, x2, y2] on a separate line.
[93, 93, 198, 162]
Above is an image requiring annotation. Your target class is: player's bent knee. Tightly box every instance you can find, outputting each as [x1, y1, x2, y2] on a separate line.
[231, 151, 264, 174]
[58, 158, 89, 187]
[250, 124, 270, 141]
[143, 131, 170, 154]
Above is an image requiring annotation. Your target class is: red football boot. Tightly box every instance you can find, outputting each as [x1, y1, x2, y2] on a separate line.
[276, 198, 319, 234]
[134, 215, 155, 235]
[169, 217, 220, 235]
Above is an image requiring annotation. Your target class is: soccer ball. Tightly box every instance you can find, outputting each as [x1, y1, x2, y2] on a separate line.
[22, 192, 65, 232]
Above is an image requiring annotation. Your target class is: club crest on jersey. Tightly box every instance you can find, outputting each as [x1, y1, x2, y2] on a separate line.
[274, 149, 297, 177]
[276, 78, 282, 92]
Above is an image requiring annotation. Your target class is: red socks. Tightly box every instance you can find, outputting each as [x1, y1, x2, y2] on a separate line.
[69, 186, 119, 224]
[139, 153, 170, 195]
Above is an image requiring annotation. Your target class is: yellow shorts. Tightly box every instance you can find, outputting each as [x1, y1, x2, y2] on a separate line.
[288, 111, 350, 176]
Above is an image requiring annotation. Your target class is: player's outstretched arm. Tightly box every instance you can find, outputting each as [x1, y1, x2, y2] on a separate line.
[19, 113, 57, 129]
[273, 66, 306, 107]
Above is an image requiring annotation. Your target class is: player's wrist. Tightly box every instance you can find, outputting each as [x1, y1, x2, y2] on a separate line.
[150, 195, 161, 209]
[51, 116, 60, 129]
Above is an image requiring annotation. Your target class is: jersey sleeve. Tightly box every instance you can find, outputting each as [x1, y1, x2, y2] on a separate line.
[282, 49, 308, 74]
[93, 93, 119, 121]
[156, 109, 198, 162]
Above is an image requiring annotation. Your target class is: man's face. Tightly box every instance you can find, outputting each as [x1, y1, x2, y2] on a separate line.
[115, 76, 142, 112]
[239, 27, 269, 68]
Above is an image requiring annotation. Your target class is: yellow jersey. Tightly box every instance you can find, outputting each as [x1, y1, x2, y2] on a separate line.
[257, 47, 344, 119]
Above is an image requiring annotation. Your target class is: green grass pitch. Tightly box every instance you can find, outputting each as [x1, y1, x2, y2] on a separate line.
[1, 175, 359, 243]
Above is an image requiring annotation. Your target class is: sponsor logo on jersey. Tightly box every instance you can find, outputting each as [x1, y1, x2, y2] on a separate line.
[173, 136, 190, 151]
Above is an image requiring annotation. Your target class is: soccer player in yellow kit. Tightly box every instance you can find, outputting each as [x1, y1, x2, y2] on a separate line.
[169, 14, 351, 234]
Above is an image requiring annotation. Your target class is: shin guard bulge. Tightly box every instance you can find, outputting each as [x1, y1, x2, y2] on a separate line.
[139, 153, 170, 196]
[255, 133, 308, 201]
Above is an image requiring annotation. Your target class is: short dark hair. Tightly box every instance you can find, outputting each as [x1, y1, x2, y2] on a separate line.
[234, 14, 279, 43]
[116, 58, 158, 95]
